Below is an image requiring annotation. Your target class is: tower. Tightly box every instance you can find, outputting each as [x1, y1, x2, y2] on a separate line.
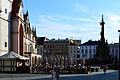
[0, 0, 13, 56]
[100, 15, 105, 43]
[11, 0, 24, 56]
[96, 15, 109, 65]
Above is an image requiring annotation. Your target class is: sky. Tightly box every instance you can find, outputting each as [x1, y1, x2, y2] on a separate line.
[22, 0, 120, 43]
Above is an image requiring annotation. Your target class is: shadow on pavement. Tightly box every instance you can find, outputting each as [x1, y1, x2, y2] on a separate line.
[32, 71, 119, 80]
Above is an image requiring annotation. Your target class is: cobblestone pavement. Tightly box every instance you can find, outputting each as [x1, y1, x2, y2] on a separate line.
[0, 70, 119, 80]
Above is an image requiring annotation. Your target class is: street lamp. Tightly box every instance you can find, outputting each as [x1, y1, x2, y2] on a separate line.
[118, 30, 120, 62]
[43, 50, 47, 73]
[118, 30, 120, 76]
[29, 43, 33, 73]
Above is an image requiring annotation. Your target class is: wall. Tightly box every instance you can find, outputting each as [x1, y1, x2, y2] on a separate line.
[80, 45, 97, 60]
[0, 0, 13, 56]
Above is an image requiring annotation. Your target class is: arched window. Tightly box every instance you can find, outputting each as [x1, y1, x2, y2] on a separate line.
[19, 25, 24, 56]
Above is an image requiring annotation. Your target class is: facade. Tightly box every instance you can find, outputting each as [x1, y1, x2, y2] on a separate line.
[11, 0, 41, 67]
[0, 0, 13, 56]
[43, 38, 70, 68]
[108, 43, 119, 62]
[69, 42, 80, 65]
[0, 0, 41, 72]
[43, 38, 81, 68]
[80, 40, 100, 60]
[11, 0, 25, 55]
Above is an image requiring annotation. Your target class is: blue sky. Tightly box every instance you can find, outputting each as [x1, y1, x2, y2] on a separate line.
[22, 0, 120, 43]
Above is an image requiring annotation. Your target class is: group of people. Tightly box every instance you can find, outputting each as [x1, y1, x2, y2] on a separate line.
[51, 65, 107, 80]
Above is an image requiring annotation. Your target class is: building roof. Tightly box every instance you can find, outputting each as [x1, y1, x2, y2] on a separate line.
[45, 38, 69, 43]
[108, 43, 119, 47]
[0, 51, 29, 60]
[37, 37, 45, 45]
[81, 40, 101, 46]
[69, 42, 76, 45]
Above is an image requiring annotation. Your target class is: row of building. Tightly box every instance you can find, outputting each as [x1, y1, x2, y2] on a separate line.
[0, 0, 119, 72]
[37, 37, 119, 67]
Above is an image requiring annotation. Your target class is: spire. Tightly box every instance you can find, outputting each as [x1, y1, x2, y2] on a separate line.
[26, 10, 28, 16]
[100, 14, 105, 43]
[100, 14, 105, 25]
[35, 27, 36, 36]
[32, 26, 34, 32]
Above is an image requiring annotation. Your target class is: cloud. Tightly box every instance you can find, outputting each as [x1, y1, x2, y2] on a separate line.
[55, 15, 98, 23]
[38, 15, 98, 23]
[74, 4, 89, 13]
[33, 12, 119, 43]
[34, 15, 99, 32]
[33, 15, 100, 43]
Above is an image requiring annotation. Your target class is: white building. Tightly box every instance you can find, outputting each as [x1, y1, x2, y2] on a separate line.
[80, 40, 100, 60]
[0, 0, 13, 56]
[108, 43, 119, 61]
[69, 43, 80, 65]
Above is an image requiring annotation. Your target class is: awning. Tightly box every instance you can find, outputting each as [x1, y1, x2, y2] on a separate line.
[0, 51, 29, 60]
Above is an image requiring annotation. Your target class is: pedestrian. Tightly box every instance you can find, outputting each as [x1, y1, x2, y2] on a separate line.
[51, 69, 59, 80]
[103, 66, 106, 74]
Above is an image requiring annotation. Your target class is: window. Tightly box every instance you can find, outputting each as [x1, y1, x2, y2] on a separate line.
[66, 45, 68, 47]
[85, 49, 88, 53]
[74, 50, 76, 53]
[112, 48, 114, 53]
[5, 9, 7, 14]
[77, 54, 80, 58]
[48, 45, 49, 48]
[115, 48, 118, 53]
[53, 45, 54, 48]
[5, 42, 7, 47]
[89, 49, 92, 53]
[93, 49, 96, 53]
[81, 49, 84, 53]
[77, 50, 80, 53]
[90, 54, 92, 59]
[44, 45, 46, 48]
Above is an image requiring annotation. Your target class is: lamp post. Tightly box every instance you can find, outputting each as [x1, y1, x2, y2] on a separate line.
[29, 44, 32, 73]
[44, 50, 47, 73]
[118, 30, 120, 64]
[118, 30, 120, 76]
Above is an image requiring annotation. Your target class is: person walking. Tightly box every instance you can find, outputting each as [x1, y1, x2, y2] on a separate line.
[103, 65, 106, 74]
[51, 69, 59, 80]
